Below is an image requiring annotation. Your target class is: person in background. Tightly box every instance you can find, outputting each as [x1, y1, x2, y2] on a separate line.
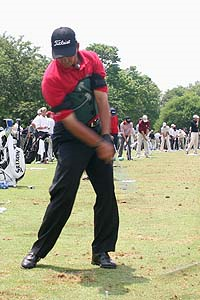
[46, 111, 55, 162]
[154, 131, 161, 150]
[118, 116, 133, 160]
[149, 129, 156, 150]
[169, 124, 176, 151]
[136, 114, 150, 158]
[31, 107, 50, 163]
[21, 26, 119, 270]
[186, 114, 199, 154]
[160, 122, 171, 151]
[11, 120, 23, 147]
[110, 107, 119, 151]
[178, 128, 186, 150]
[173, 124, 179, 150]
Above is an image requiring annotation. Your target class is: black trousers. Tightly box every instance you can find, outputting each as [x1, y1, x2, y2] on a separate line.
[31, 140, 119, 258]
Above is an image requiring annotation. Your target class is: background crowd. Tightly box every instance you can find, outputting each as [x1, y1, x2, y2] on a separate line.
[5, 107, 199, 164]
[111, 109, 199, 160]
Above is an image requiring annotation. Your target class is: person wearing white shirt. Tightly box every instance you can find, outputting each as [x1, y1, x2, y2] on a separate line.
[160, 122, 171, 151]
[32, 107, 50, 163]
[46, 111, 55, 161]
[169, 124, 176, 150]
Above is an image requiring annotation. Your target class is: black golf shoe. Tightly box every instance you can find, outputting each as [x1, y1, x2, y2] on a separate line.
[21, 251, 40, 269]
[91, 252, 117, 269]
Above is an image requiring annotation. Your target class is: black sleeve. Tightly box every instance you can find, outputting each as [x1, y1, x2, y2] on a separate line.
[90, 73, 107, 89]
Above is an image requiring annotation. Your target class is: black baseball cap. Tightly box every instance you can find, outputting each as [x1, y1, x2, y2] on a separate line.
[125, 116, 131, 121]
[51, 27, 77, 59]
[110, 107, 116, 115]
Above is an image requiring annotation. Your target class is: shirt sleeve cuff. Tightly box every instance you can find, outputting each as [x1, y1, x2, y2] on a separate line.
[53, 110, 73, 122]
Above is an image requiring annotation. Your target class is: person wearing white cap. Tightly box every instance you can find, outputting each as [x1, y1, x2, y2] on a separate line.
[160, 122, 171, 151]
[169, 124, 176, 150]
[136, 115, 150, 158]
[186, 114, 199, 154]
[31, 107, 50, 163]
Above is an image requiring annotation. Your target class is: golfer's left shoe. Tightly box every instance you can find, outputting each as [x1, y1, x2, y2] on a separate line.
[21, 251, 40, 269]
[91, 252, 117, 269]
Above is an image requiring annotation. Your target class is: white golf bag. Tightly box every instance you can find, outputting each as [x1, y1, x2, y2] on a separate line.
[0, 126, 26, 187]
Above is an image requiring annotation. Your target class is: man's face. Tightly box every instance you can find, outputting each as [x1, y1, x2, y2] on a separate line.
[57, 55, 76, 68]
[56, 45, 79, 68]
[41, 110, 47, 116]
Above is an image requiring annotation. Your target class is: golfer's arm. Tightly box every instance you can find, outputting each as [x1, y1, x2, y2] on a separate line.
[61, 113, 103, 148]
[94, 90, 110, 135]
[141, 131, 145, 138]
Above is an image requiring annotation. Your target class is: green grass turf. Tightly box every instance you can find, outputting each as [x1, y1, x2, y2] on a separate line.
[0, 150, 199, 299]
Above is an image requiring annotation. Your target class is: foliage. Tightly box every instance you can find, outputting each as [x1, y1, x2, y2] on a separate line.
[86, 43, 121, 70]
[160, 85, 187, 106]
[0, 35, 161, 129]
[155, 82, 200, 130]
[1, 33, 199, 131]
[87, 44, 161, 126]
[0, 33, 50, 127]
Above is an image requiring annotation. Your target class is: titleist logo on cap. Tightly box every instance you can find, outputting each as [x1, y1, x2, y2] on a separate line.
[54, 39, 71, 47]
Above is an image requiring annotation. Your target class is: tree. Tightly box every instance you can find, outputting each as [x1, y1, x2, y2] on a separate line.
[0, 36, 161, 129]
[0, 33, 50, 126]
[154, 82, 200, 131]
[160, 86, 187, 106]
[86, 44, 161, 126]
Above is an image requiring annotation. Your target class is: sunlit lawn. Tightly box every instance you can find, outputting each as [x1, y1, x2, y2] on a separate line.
[0, 150, 199, 300]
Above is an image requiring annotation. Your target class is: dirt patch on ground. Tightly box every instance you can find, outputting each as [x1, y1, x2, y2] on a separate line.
[45, 271, 96, 284]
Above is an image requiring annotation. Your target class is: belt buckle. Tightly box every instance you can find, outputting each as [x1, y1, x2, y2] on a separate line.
[90, 119, 99, 128]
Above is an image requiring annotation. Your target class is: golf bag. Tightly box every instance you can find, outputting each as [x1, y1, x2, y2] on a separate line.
[22, 126, 38, 164]
[0, 120, 26, 187]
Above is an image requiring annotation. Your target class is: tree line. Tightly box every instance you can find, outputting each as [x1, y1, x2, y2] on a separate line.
[0, 33, 200, 130]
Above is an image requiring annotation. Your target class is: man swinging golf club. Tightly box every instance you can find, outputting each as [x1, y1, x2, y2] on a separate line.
[118, 116, 133, 160]
[21, 26, 119, 270]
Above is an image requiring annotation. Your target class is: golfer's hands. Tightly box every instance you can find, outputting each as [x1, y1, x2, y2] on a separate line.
[96, 141, 114, 163]
[95, 134, 114, 163]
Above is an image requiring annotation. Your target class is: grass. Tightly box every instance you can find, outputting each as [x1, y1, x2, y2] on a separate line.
[0, 150, 200, 300]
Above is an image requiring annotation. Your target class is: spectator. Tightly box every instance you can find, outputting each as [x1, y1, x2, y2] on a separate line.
[46, 111, 55, 162]
[32, 107, 50, 163]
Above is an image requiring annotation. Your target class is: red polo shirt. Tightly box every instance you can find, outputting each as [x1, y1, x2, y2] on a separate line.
[41, 50, 108, 122]
[138, 119, 150, 134]
[111, 115, 119, 134]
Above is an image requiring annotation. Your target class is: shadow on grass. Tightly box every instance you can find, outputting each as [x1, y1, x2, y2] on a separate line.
[37, 263, 149, 296]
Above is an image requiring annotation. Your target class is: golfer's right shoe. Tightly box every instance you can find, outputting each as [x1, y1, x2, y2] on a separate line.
[21, 252, 40, 269]
[91, 252, 117, 269]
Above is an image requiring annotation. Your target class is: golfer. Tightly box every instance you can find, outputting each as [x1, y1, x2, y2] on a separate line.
[186, 114, 199, 154]
[118, 116, 133, 160]
[21, 27, 119, 269]
[136, 115, 150, 158]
